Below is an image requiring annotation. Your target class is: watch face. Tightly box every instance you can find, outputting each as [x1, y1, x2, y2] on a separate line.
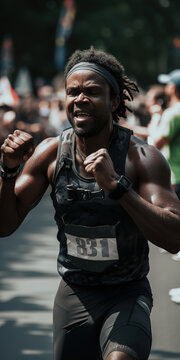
[121, 176, 130, 188]
[109, 175, 132, 200]
[119, 175, 132, 190]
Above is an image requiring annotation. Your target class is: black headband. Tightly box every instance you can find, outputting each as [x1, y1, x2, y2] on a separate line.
[66, 61, 120, 95]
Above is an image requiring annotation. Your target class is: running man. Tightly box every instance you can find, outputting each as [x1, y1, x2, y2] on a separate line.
[1, 47, 180, 360]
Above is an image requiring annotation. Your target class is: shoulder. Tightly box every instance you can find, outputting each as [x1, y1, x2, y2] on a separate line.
[23, 136, 60, 177]
[31, 136, 60, 167]
[129, 135, 170, 170]
[127, 135, 171, 187]
[33, 136, 59, 157]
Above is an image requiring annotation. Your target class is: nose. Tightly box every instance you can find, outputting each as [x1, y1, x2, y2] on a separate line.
[74, 92, 88, 103]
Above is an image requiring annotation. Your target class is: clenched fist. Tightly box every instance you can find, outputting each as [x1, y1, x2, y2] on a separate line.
[83, 148, 119, 192]
[1, 130, 34, 168]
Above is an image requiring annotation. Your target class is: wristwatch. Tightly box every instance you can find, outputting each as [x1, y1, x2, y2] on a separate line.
[0, 161, 20, 180]
[108, 175, 132, 200]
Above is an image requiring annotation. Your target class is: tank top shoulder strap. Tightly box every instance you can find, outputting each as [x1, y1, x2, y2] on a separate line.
[109, 123, 133, 175]
[52, 127, 74, 186]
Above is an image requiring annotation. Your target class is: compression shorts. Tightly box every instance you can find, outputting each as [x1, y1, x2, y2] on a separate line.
[53, 278, 152, 360]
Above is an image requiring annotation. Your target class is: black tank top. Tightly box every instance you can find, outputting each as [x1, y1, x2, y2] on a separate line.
[50, 123, 150, 286]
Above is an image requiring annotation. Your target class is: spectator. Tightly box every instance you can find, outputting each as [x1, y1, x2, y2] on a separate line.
[120, 85, 167, 142]
[0, 104, 16, 147]
[154, 69, 180, 198]
[15, 93, 48, 145]
[48, 89, 70, 136]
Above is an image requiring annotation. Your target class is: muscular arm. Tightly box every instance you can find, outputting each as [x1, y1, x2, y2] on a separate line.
[120, 187, 180, 253]
[120, 141, 180, 253]
[84, 139, 180, 254]
[0, 131, 58, 236]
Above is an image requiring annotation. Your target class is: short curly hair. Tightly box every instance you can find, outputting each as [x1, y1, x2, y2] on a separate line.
[64, 46, 139, 121]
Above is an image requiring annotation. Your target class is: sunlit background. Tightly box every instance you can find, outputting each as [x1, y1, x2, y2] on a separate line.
[0, 2, 180, 360]
[0, 0, 180, 91]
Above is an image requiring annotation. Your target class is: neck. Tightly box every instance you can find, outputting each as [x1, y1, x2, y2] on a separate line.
[75, 121, 113, 156]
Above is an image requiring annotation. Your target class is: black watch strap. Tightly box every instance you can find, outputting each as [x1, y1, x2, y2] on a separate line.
[0, 161, 20, 180]
[108, 175, 132, 200]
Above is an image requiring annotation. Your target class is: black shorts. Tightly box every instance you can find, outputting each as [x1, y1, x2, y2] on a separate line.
[53, 278, 153, 360]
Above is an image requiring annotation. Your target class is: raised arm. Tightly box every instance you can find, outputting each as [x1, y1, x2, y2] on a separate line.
[0, 130, 58, 237]
[84, 139, 180, 253]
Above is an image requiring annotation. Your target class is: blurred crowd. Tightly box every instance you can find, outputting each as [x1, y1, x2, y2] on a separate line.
[0, 70, 180, 184]
[0, 74, 71, 149]
[1, 69, 180, 195]
[120, 69, 180, 199]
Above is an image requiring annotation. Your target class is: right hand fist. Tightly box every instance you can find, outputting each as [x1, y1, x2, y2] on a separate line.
[1, 130, 34, 168]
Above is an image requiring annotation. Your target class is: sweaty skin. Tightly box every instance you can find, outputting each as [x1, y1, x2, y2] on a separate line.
[1, 70, 180, 258]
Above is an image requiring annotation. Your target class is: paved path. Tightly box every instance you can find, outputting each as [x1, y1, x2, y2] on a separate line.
[0, 191, 180, 360]
[148, 244, 180, 360]
[0, 191, 59, 360]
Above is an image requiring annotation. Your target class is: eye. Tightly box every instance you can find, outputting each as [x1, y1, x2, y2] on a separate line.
[67, 88, 79, 96]
[85, 87, 100, 96]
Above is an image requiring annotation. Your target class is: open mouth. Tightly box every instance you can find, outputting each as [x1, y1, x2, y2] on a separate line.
[74, 111, 91, 120]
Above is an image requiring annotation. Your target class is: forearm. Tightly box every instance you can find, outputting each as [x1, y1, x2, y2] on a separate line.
[119, 189, 180, 253]
[0, 178, 22, 236]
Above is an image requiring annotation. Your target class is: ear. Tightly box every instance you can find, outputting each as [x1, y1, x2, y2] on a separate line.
[111, 96, 120, 112]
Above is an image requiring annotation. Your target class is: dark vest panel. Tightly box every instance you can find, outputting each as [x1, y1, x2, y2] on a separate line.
[50, 123, 150, 286]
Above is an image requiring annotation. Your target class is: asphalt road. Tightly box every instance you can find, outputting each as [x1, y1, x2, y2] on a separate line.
[0, 190, 180, 360]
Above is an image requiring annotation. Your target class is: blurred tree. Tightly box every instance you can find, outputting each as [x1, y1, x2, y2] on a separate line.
[70, 0, 180, 88]
[0, 0, 179, 89]
[0, 0, 59, 83]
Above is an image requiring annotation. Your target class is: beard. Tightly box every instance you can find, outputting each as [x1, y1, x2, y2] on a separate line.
[68, 114, 110, 138]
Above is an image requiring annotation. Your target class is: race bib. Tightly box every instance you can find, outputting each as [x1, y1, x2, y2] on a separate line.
[64, 223, 120, 272]
[66, 234, 119, 261]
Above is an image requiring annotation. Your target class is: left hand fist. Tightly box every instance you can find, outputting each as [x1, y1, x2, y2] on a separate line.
[84, 148, 119, 191]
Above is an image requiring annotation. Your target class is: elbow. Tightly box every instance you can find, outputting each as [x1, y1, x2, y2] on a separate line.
[0, 230, 14, 238]
[162, 215, 180, 254]
[0, 216, 22, 237]
[169, 246, 180, 255]
[164, 242, 180, 254]
[158, 232, 180, 254]
[0, 226, 18, 238]
[167, 248, 179, 255]
[0, 232, 10, 238]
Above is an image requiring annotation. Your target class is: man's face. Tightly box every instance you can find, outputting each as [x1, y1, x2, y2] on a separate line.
[65, 70, 114, 137]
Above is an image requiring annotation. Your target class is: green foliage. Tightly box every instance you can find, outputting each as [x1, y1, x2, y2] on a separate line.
[0, 0, 179, 89]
